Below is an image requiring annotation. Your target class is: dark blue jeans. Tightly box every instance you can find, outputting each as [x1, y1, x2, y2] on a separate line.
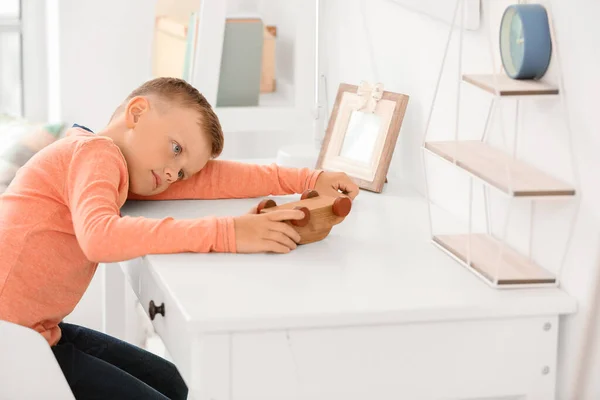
[52, 322, 188, 399]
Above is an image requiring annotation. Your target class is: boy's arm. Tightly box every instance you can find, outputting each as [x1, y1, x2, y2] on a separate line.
[127, 160, 323, 201]
[67, 140, 236, 263]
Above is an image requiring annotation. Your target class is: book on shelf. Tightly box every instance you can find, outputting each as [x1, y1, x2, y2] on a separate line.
[216, 16, 265, 107]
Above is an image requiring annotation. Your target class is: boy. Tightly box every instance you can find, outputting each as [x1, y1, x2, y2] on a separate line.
[0, 77, 359, 399]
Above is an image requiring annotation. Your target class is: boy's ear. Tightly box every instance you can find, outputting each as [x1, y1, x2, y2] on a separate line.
[125, 96, 149, 129]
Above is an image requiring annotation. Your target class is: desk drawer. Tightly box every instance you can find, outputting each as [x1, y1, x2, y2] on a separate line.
[228, 316, 559, 399]
[122, 258, 194, 382]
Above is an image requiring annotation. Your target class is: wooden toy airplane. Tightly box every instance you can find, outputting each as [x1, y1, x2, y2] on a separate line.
[255, 189, 352, 245]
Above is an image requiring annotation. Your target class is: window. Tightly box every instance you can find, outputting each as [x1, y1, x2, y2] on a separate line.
[0, 0, 22, 117]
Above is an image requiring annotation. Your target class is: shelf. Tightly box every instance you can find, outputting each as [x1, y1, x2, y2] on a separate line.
[214, 80, 307, 133]
[256, 80, 295, 108]
[433, 233, 556, 286]
[424, 141, 575, 197]
[215, 106, 308, 133]
[462, 74, 559, 96]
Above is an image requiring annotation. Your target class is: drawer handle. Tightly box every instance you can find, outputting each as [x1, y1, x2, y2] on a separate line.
[149, 300, 165, 320]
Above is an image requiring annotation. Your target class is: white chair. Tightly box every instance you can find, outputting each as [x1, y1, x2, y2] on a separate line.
[0, 320, 75, 400]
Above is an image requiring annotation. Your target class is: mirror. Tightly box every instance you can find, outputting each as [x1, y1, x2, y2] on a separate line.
[339, 111, 382, 164]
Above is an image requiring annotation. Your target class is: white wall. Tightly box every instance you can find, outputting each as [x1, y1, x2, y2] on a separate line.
[53, 0, 156, 131]
[320, 0, 600, 399]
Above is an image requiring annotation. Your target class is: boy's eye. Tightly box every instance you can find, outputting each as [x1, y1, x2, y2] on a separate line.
[172, 142, 182, 155]
[178, 170, 184, 180]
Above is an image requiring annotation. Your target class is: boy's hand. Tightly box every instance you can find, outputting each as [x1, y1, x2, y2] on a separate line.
[234, 209, 305, 254]
[314, 172, 359, 200]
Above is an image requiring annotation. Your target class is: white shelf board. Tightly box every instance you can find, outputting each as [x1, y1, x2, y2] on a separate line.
[215, 106, 310, 133]
[257, 80, 294, 108]
[424, 141, 575, 197]
[214, 80, 307, 133]
[433, 233, 556, 286]
[462, 74, 559, 96]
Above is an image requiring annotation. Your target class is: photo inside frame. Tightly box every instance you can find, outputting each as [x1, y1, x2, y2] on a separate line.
[340, 111, 381, 165]
[321, 92, 395, 182]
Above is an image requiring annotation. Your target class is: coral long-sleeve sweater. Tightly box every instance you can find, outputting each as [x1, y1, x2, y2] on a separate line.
[0, 128, 321, 346]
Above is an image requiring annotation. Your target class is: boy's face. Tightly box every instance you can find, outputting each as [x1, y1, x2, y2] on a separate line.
[121, 96, 213, 196]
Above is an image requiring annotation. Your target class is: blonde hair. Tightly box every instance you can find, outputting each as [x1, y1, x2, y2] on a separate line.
[112, 77, 224, 158]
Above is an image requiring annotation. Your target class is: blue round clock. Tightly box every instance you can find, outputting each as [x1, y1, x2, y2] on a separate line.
[499, 4, 552, 80]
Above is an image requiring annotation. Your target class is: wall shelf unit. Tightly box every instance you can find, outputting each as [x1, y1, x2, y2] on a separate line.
[421, 0, 580, 289]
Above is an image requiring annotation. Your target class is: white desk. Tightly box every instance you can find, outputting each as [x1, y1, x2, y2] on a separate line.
[117, 180, 576, 400]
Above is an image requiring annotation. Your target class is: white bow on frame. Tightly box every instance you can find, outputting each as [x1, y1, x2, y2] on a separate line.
[355, 81, 384, 113]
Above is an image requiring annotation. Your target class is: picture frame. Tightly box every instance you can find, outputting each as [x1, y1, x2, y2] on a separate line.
[316, 82, 409, 193]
